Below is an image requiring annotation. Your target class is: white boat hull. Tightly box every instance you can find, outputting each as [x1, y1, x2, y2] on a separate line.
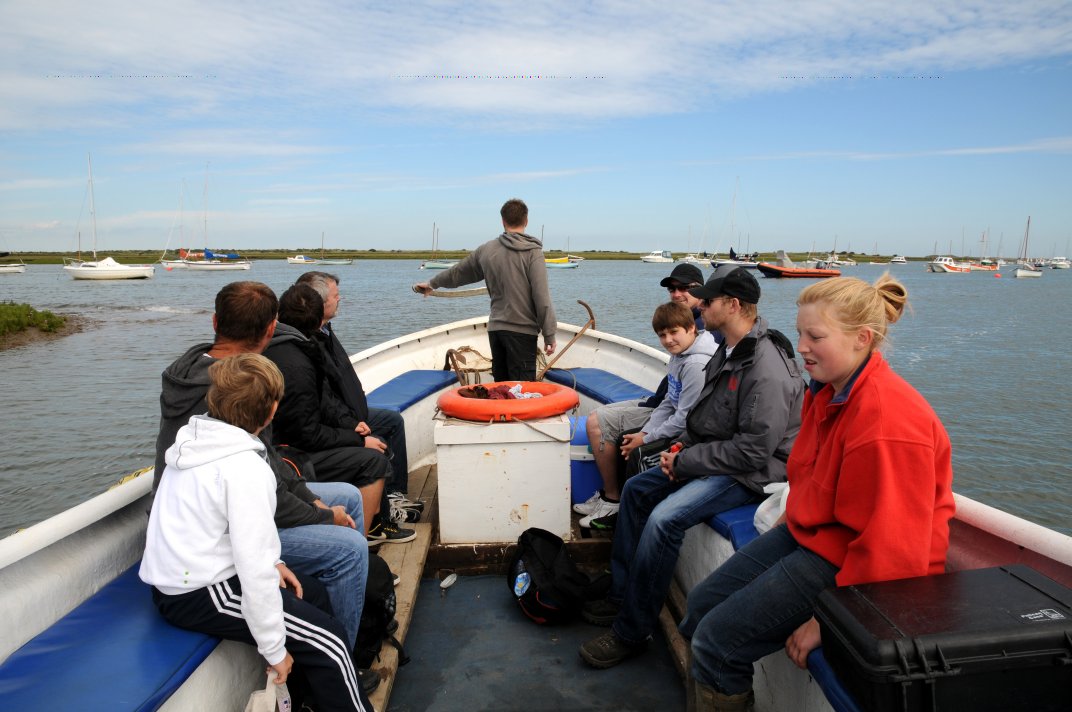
[1014, 267, 1043, 278]
[183, 260, 252, 271]
[64, 261, 155, 280]
[0, 264, 26, 274]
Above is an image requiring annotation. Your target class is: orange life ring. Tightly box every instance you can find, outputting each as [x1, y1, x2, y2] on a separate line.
[437, 381, 579, 422]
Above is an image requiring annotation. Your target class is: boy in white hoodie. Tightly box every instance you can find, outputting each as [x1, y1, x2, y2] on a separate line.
[140, 354, 369, 712]
[574, 301, 717, 528]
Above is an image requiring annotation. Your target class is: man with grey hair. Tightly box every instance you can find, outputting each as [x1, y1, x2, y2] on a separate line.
[296, 271, 423, 522]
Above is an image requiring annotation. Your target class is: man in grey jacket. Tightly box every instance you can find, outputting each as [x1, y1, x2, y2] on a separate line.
[153, 282, 376, 691]
[580, 267, 804, 670]
[413, 198, 557, 381]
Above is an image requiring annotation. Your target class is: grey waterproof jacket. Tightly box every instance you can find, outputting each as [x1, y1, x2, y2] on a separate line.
[674, 317, 804, 493]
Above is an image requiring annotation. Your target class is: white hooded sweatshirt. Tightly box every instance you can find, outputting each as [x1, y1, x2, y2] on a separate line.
[140, 414, 286, 665]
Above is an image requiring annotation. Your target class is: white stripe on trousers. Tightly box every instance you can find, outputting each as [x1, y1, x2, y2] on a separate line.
[207, 580, 366, 711]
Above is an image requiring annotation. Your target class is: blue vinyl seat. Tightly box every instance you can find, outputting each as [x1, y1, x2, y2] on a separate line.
[366, 369, 460, 412]
[0, 566, 219, 711]
[544, 368, 654, 405]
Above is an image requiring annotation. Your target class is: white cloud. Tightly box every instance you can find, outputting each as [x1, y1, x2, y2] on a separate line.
[2, 0, 1070, 131]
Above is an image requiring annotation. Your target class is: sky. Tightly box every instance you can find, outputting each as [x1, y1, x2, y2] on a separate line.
[1, 0, 1070, 259]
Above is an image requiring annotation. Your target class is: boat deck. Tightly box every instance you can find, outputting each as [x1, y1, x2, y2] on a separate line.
[371, 464, 688, 711]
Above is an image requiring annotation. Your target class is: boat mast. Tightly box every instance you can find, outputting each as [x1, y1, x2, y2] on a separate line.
[87, 153, 98, 260]
[202, 165, 209, 250]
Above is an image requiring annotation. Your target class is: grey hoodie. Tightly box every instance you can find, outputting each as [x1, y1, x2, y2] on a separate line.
[643, 330, 718, 443]
[153, 342, 331, 527]
[429, 231, 557, 343]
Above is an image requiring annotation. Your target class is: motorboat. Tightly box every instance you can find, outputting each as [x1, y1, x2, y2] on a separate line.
[889, 254, 907, 264]
[1050, 256, 1070, 270]
[0, 261, 27, 274]
[756, 251, 841, 279]
[3, 315, 1070, 712]
[287, 255, 319, 264]
[640, 250, 674, 263]
[927, 256, 972, 273]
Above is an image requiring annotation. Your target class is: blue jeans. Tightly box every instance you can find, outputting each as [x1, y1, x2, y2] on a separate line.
[366, 407, 409, 494]
[679, 524, 838, 694]
[278, 482, 368, 651]
[609, 466, 760, 645]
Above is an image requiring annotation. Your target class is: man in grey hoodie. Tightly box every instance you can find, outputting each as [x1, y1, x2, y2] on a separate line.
[413, 198, 557, 381]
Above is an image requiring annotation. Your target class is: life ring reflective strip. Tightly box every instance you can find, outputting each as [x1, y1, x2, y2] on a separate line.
[437, 381, 580, 422]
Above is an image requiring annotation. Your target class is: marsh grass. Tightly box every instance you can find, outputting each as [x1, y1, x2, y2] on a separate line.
[0, 302, 66, 337]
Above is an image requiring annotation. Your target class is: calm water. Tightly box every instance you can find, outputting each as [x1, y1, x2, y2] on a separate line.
[1, 260, 1069, 536]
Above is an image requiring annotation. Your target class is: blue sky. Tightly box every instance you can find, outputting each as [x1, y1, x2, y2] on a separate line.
[1, 1, 1070, 258]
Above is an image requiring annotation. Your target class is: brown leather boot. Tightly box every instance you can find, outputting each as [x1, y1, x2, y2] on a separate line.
[694, 684, 754, 712]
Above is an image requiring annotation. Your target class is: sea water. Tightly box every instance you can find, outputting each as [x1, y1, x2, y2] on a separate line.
[0, 260, 1069, 536]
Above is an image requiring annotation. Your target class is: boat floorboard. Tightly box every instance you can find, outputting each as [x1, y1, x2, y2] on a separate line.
[372, 464, 687, 711]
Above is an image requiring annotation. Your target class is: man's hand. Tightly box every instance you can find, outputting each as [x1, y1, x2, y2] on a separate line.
[276, 563, 303, 599]
[619, 432, 645, 459]
[355, 421, 371, 436]
[330, 505, 356, 528]
[413, 282, 433, 296]
[785, 617, 821, 669]
[363, 435, 387, 453]
[544, 341, 556, 356]
[270, 653, 294, 684]
[659, 448, 678, 481]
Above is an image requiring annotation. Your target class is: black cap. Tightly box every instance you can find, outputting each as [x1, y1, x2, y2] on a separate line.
[659, 263, 704, 288]
[689, 266, 761, 304]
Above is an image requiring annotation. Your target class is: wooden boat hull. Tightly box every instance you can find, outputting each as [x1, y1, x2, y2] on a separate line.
[756, 262, 840, 279]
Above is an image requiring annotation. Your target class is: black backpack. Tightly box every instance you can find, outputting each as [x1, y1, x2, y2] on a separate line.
[507, 528, 607, 624]
[354, 553, 409, 668]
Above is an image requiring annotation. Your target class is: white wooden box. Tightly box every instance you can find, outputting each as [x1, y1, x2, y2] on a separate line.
[434, 414, 571, 544]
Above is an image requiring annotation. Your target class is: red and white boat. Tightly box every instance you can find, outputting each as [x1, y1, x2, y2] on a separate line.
[928, 256, 972, 273]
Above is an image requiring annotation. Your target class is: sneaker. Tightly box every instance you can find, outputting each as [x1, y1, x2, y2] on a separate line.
[582, 598, 621, 626]
[367, 516, 416, 546]
[579, 498, 619, 528]
[589, 512, 619, 532]
[389, 498, 422, 524]
[579, 631, 644, 669]
[388, 491, 425, 513]
[357, 667, 381, 695]
[572, 489, 605, 515]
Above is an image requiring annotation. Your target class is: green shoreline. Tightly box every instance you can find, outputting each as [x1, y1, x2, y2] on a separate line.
[4, 250, 930, 265]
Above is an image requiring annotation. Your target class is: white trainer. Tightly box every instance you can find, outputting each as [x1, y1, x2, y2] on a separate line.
[579, 498, 620, 528]
[572, 489, 605, 515]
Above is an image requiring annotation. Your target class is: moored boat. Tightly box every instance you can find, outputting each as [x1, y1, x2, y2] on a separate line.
[640, 250, 674, 263]
[0, 261, 27, 274]
[1051, 256, 1071, 269]
[889, 254, 907, 264]
[756, 250, 840, 279]
[927, 256, 972, 273]
[287, 254, 319, 264]
[3, 315, 1070, 711]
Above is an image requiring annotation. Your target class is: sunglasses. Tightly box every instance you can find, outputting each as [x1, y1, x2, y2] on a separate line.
[667, 283, 699, 293]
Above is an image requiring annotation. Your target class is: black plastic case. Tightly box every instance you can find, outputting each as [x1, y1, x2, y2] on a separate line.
[815, 564, 1072, 712]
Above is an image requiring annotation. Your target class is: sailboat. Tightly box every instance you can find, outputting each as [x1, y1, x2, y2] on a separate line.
[183, 170, 252, 271]
[420, 223, 456, 270]
[159, 184, 191, 270]
[63, 155, 155, 280]
[316, 233, 353, 266]
[1013, 216, 1042, 279]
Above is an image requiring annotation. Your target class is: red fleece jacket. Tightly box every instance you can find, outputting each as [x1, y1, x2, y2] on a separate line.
[786, 353, 955, 587]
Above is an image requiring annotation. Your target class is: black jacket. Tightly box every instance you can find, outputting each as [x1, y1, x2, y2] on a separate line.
[316, 323, 369, 423]
[264, 323, 365, 451]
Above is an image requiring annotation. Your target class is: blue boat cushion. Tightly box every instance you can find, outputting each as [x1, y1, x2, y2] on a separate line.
[706, 503, 762, 550]
[545, 368, 654, 405]
[0, 566, 219, 712]
[807, 648, 863, 712]
[366, 369, 460, 412]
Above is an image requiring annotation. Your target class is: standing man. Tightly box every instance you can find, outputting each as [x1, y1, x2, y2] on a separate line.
[579, 267, 804, 670]
[413, 198, 557, 381]
[297, 270, 423, 521]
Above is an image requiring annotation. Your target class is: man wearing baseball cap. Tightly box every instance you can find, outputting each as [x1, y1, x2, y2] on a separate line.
[659, 263, 705, 331]
[581, 267, 804, 670]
